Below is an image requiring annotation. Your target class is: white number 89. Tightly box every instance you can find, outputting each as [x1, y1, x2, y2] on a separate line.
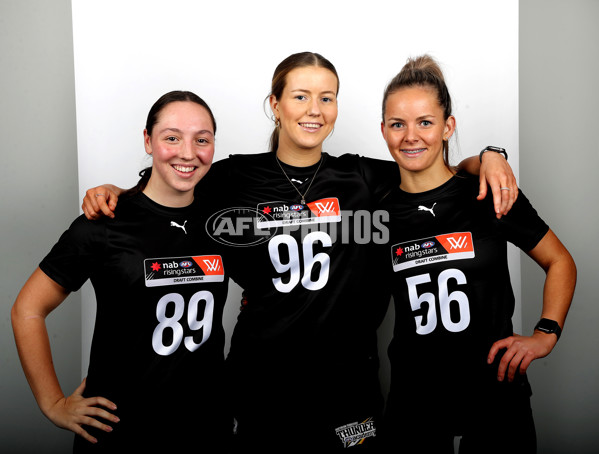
[152, 290, 214, 356]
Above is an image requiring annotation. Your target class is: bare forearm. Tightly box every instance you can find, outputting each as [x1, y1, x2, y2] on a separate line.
[457, 155, 480, 175]
[11, 268, 70, 415]
[528, 229, 577, 329]
[539, 252, 577, 328]
[12, 313, 65, 414]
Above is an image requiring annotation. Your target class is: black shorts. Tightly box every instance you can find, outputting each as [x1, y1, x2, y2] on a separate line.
[380, 378, 536, 454]
[229, 356, 384, 452]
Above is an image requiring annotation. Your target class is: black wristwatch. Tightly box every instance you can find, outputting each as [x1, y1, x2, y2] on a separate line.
[479, 146, 508, 162]
[534, 318, 562, 340]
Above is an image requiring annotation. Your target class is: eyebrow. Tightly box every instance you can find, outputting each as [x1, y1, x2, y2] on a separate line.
[386, 114, 436, 122]
[159, 127, 214, 136]
[290, 89, 337, 96]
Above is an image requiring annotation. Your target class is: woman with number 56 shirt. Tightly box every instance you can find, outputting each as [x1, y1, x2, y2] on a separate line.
[12, 91, 232, 452]
[82, 52, 517, 452]
[378, 55, 576, 453]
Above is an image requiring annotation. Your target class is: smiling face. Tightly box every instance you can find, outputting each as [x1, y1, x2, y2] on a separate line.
[143, 101, 215, 207]
[381, 86, 455, 181]
[270, 66, 338, 161]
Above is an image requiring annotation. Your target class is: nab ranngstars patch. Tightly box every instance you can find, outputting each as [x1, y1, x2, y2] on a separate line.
[392, 232, 474, 272]
[256, 197, 341, 228]
[144, 255, 224, 287]
[335, 418, 377, 448]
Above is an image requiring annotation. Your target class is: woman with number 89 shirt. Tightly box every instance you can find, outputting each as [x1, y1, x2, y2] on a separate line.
[11, 91, 232, 452]
[81, 52, 517, 452]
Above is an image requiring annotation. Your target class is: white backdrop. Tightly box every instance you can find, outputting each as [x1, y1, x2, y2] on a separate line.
[72, 0, 520, 377]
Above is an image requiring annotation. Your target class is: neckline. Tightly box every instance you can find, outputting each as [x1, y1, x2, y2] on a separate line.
[396, 170, 467, 200]
[274, 152, 328, 173]
[135, 192, 198, 216]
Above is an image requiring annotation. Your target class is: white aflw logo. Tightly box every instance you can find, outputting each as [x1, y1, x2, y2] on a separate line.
[203, 258, 221, 272]
[446, 235, 469, 250]
[418, 203, 437, 217]
[315, 201, 336, 213]
[170, 220, 188, 234]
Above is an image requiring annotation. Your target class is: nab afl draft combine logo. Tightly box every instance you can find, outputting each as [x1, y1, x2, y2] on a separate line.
[335, 417, 377, 448]
[256, 197, 341, 228]
[144, 255, 224, 287]
[392, 232, 475, 272]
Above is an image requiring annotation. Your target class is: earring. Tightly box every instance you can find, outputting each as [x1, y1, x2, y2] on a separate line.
[275, 118, 280, 127]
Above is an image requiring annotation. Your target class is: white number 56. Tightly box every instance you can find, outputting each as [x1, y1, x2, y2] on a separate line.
[406, 268, 470, 335]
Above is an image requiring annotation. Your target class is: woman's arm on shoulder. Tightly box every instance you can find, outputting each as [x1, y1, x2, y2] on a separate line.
[82, 184, 122, 220]
[458, 151, 518, 218]
[11, 268, 119, 443]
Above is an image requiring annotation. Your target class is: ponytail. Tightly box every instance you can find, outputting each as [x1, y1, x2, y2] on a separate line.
[121, 166, 152, 199]
[269, 123, 281, 153]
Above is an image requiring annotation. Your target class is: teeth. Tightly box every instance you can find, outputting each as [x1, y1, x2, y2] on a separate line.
[402, 149, 426, 154]
[173, 165, 195, 172]
[300, 123, 321, 129]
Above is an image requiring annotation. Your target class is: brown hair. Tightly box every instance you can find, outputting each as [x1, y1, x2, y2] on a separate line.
[124, 90, 216, 198]
[382, 55, 453, 167]
[267, 52, 339, 153]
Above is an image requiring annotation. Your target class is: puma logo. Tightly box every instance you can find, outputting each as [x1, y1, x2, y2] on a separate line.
[291, 178, 307, 185]
[170, 220, 188, 234]
[418, 203, 437, 217]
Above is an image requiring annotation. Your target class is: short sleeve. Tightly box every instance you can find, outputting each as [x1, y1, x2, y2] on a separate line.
[496, 189, 550, 252]
[39, 215, 105, 291]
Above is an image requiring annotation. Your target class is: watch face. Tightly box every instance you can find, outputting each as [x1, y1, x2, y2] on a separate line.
[536, 319, 561, 338]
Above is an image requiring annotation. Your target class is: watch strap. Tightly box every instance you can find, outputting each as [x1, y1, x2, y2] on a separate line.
[479, 146, 508, 162]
